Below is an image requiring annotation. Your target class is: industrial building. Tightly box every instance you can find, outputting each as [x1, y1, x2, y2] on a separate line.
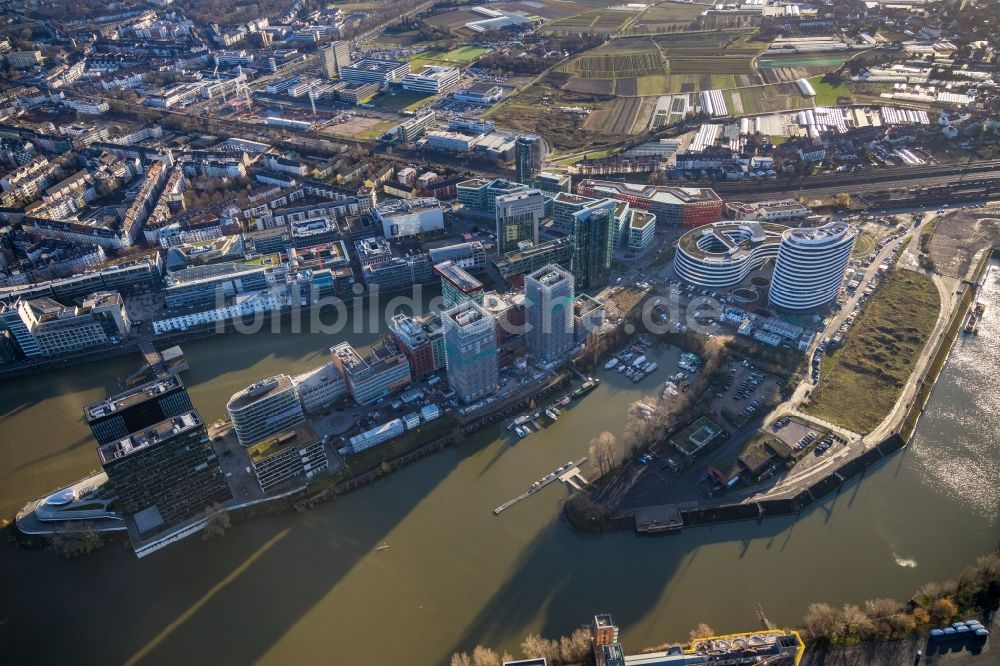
[524, 264, 575, 364]
[769, 221, 856, 312]
[226, 374, 305, 446]
[442, 300, 499, 404]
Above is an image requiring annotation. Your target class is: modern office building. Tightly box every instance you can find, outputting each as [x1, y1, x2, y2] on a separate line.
[493, 237, 573, 280]
[164, 257, 278, 307]
[247, 423, 329, 491]
[320, 40, 351, 79]
[769, 221, 856, 312]
[402, 65, 460, 93]
[340, 59, 410, 84]
[452, 81, 504, 105]
[0, 291, 130, 358]
[226, 374, 305, 446]
[388, 312, 446, 376]
[577, 180, 724, 228]
[458, 178, 530, 214]
[624, 209, 657, 253]
[390, 111, 436, 142]
[331, 341, 412, 405]
[290, 362, 347, 413]
[534, 171, 572, 195]
[515, 134, 542, 185]
[495, 189, 545, 254]
[374, 197, 444, 238]
[524, 264, 575, 363]
[442, 300, 499, 404]
[673, 221, 786, 288]
[86, 374, 193, 445]
[98, 410, 231, 535]
[427, 240, 486, 272]
[435, 260, 485, 309]
[562, 196, 616, 291]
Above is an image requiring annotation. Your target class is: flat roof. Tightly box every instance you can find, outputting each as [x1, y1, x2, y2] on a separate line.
[86, 374, 184, 421]
[434, 260, 484, 293]
[344, 58, 407, 73]
[98, 411, 203, 465]
[227, 374, 294, 410]
[248, 423, 320, 464]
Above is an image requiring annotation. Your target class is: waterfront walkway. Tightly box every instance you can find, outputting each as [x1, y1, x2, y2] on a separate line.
[494, 457, 588, 515]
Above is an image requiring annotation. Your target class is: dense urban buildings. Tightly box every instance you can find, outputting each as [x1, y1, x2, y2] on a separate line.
[441, 300, 499, 404]
[388, 312, 446, 377]
[97, 410, 231, 535]
[524, 264, 575, 364]
[0, 291, 130, 358]
[769, 221, 856, 312]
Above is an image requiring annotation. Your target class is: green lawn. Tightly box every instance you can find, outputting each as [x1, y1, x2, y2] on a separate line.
[367, 90, 436, 113]
[803, 269, 940, 433]
[810, 76, 853, 106]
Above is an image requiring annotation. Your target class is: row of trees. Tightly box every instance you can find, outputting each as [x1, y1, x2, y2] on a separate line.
[451, 628, 592, 666]
[803, 553, 1000, 646]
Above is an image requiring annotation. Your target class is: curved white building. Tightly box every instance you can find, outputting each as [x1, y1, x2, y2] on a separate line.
[673, 221, 786, 288]
[769, 222, 856, 312]
[227, 374, 305, 446]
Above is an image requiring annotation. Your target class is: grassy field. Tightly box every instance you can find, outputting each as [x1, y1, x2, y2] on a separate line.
[803, 269, 940, 433]
[810, 76, 853, 106]
[367, 90, 436, 113]
[852, 231, 877, 257]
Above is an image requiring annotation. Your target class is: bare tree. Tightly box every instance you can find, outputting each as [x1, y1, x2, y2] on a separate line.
[588, 431, 619, 478]
[203, 505, 232, 540]
[689, 623, 715, 640]
[450, 652, 472, 666]
[837, 604, 874, 639]
[521, 634, 558, 664]
[803, 602, 838, 640]
[471, 646, 502, 666]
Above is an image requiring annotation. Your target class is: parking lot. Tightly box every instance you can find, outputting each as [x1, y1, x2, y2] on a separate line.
[711, 360, 784, 428]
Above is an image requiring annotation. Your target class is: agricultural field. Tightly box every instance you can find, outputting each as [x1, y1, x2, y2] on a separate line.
[668, 56, 757, 75]
[406, 45, 488, 69]
[495, 0, 583, 20]
[809, 75, 854, 106]
[757, 53, 852, 84]
[584, 96, 643, 134]
[542, 7, 640, 34]
[561, 50, 665, 79]
[623, 1, 706, 35]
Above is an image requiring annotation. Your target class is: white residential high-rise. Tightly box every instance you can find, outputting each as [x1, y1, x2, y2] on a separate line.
[769, 221, 856, 312]
[524, 264, 575, 364]
[320, 41, 351, 79]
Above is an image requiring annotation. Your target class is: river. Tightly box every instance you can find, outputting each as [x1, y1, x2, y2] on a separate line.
[1, 264, 998, 665]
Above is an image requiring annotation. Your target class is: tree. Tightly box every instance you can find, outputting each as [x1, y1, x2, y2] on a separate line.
[588, 431, 619, 478]
[203, 506, 231, 539]
[471, 646, 501, 666]
[521, 634, 558, 664]
[803, 602, 838, 640]
[450, 653, 472, 666]
[928, 598, 958, 624]
[836, 604, 874, 640]
[559, 628, 593, 663]
[689, 623, 715, 640]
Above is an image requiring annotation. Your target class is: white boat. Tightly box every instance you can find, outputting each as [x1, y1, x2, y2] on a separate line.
[545, 408, 560, 421]
[515, 426, 529, 438]
[645, 362, 658, 373]
[632, 355, 647, 367]
[604, 357, 619, 370]
[618, 364, 627, 373]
